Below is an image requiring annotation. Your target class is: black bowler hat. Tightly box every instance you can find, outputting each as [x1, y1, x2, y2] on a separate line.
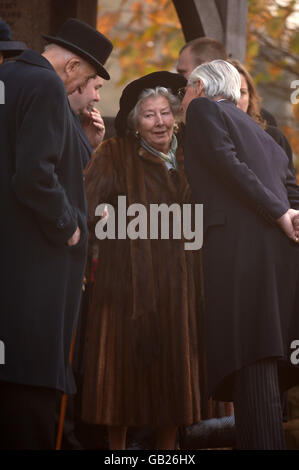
[0, 18, 28, 59]
[115, 71, 187, 136]
[42, 18, 113, 80]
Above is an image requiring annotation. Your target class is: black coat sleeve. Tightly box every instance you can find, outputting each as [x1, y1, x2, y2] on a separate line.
[285, 168, 299, 210]
[266, 125, 296, 175]
[12, 74, 78, 245]
[185, 98, 289, 220]
[266, 125, 299, 209]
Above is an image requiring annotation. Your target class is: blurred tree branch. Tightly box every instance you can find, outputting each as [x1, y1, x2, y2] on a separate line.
[98, 0, 299, 164]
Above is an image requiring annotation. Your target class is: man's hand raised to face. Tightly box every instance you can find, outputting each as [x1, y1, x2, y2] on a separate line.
[81, 107, 105, 150]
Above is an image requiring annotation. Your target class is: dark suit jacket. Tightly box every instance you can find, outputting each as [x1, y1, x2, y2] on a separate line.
[261, 107, 277, 127]
[184, 97, 299, 400]
[0, 50, 90, 393]
[266, 124, 296, 176]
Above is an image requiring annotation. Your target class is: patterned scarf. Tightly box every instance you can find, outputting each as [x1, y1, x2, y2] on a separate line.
[140, 134, 178, 170]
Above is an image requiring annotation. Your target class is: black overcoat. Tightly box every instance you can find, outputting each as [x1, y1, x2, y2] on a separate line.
[184, 98, 299, 401]
[0, 50, 89, 393]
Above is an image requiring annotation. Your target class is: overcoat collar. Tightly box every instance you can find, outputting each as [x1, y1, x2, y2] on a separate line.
[16, 49, 55, 71]
[217, 99, 236, 107]
[72, 111, 93, 162]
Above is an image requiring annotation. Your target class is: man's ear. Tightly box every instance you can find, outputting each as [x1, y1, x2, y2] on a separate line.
[195, 79, 204, 97]
[65, 57, 81, 75]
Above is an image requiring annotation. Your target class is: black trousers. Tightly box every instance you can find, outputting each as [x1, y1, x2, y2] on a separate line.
[0, 381, 58, 450]
[233, 358, 286, 450]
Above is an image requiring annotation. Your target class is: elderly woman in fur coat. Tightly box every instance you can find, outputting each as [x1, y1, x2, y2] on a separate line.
[81, 72, 205, 450]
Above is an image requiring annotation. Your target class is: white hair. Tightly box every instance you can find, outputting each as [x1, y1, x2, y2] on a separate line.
[127, 86, 181, 131]
[188, 59, 241, 104]
[44, 43, 78, 61]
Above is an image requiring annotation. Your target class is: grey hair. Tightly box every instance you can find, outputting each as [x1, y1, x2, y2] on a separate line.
[188, 59, 241, 104]
[127, 86, 181, 132]
[44, 43, 79, 61]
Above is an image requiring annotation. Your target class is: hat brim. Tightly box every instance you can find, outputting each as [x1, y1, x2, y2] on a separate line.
[0, 41, 28, 57]
[42, 34, 110, 80]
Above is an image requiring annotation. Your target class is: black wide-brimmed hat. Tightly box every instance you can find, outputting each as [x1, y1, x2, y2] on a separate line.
[42, 18, 113, 80]
[0, 18, 28, 58]
[115, 71, 187, 136]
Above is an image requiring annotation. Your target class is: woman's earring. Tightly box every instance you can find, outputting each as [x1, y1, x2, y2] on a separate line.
[173, 123, 179, 133]
[135, 130, 140, 138]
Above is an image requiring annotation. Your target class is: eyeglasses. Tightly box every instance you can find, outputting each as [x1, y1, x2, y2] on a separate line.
[177, 87, 186, 99]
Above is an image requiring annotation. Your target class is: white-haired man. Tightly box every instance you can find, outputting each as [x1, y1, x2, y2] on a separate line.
[181, 60, 299, 449]
[0, 19, 112, 449]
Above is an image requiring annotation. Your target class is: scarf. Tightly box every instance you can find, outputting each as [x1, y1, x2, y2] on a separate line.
[140, 134, 178, 170]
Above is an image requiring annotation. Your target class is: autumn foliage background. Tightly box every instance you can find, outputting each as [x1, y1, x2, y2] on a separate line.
[97, 0, 299, 176]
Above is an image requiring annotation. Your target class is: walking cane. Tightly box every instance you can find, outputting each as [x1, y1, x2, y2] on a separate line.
[56, 328, 77, 450]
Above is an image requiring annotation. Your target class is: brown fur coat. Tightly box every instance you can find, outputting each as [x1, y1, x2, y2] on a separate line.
[81, 135, 206, 426]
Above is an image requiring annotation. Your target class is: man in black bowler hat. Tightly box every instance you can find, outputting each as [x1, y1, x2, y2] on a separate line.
[0, 18, 113, 449]
[0, 18, 27, 64]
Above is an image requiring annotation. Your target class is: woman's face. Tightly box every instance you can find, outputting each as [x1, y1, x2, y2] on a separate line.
[137, 95, 175, 153]
[238, 73, 250, 113]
